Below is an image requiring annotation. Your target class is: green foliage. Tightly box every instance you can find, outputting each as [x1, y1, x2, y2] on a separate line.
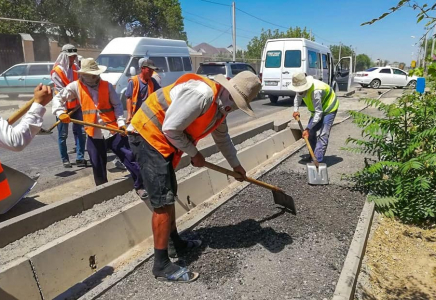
[356, 54, 372, 71]
[0, 0, 187, 46]
[344, 92, 436, 222]
[245, 27, 313, 60]
[409, 67, 424, 77]
[329, 44, 354, 61]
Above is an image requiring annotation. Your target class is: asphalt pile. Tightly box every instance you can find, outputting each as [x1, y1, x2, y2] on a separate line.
[99, 164, 365, 300]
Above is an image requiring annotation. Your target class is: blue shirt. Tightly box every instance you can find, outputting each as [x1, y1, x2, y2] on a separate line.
[125, 77, 161, 112]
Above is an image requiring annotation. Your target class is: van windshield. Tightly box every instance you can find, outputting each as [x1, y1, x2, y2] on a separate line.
[96, 54, 131, 73]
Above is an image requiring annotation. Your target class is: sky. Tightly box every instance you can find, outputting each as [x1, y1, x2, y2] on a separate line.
[180, 0, 430, 63]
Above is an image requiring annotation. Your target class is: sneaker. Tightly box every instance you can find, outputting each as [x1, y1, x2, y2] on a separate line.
[113, 158, 126, 170]
[67, 147, 77, 154]
[63, 160, 72, 168]
[76, 159, 88, 168]
[135, 188, 148, 200]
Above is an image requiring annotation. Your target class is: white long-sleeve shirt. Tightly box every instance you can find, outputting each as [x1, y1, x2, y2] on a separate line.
[52, 80, 125, 139]
[162, 80, 240, 168]
[0, 103, 45, 152]
[294, 89, 323, 130]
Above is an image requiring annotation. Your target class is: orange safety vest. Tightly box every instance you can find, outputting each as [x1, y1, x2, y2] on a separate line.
[129, 75, 155, 113]
[0, 161, 11, 201]
[78, 80, 118, 137]
[51, 65, 79, 109]
[132, 74, 225, 168]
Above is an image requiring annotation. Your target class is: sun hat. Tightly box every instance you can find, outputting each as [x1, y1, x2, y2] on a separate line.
[287, 72, 314, 93]
[61, 44, 78, 57]
[213, 71, 261, 117]
[75, 58, 107, 75]
[138, 58, 158, 70]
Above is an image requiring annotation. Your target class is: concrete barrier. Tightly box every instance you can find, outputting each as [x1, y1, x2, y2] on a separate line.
[0, 122, 275, 248]
[0, 127, 302, 299]
[0, 258, 41, 300]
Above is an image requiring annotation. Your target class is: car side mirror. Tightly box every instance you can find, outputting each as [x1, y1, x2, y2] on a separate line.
[129, 66, 136, 76]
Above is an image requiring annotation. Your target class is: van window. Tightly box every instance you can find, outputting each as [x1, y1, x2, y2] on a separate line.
[96, 54, 130, 73]
[308, 51, 318, 69]
[168, 57, 183, 72]
[149, 57, 168, 73]
[284, 50, 301, 68]
[28, 65, 49, 75]
[322, 54, 328, 69]
[182, 57, 192, 71]
[265, 51, 281, 68]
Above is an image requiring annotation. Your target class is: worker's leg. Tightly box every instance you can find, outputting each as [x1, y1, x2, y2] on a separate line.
[71, 109, 86, 162]
[307, 116, 323, 155]
[107, 134, 143, 190]
[86, 136, 108, 185]
[57, 120, 70, 164]
[314, 112, 337, 162]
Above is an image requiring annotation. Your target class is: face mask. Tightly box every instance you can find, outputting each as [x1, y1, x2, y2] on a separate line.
[80, 74, 100, 87]
[218, 89, 238, 114]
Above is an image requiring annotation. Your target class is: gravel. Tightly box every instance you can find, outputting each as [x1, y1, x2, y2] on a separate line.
[0, 129, 276, 267]
[98, 165, 365, 300]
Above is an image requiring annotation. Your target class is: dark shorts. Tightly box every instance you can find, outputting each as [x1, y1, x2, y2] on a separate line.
[128, 134, 177, 208]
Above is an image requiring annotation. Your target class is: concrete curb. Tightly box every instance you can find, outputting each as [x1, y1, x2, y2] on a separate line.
[0, 120, 277, 248]
[332, 200, 375, 300]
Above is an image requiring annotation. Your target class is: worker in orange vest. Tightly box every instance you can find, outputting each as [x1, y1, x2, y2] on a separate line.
[51, 44, 87, 168]
[0, 84, 53, 201]
[125, 58, 161, 199]
[52, 58, 143, 192]
[130, 71, 261, 282]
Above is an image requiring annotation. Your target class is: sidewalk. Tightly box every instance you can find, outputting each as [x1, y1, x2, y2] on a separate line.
[95, 89, 403, 300]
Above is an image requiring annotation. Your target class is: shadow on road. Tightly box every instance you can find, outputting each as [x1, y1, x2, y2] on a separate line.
[262, 97, 294, 107]
[297, 155, 343, 167]
[0, 195, 46, 222]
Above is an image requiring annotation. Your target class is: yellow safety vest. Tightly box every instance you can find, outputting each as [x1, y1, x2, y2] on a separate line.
[303, 80, 339, 116]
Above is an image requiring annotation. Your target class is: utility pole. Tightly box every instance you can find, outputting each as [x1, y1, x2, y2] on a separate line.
[354, 49, 357, 73]
[232, 2, 236, 62]
[310, 29, 312, 40]
[431, 25, 436, 62]
[338, 42, 342, 61]
[424, 32, 429, 70]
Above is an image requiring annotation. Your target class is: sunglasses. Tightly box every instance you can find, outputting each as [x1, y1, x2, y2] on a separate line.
[63, 48, 77, 53]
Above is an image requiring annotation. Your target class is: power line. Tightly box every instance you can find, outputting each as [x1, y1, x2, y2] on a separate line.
[184, 17, 251, 39]
[0, 17, 61, 26]
[208, 27, 232, 43]
[236, 8, 288, 30]
[199, 0, 231, 7]
[184, 11, 258, 34]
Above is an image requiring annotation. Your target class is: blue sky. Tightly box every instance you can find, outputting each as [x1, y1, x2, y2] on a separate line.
[180, 0, 429, 63]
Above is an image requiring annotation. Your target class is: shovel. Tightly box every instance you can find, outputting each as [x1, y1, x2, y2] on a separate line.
[204, 161, 296, 214]
[7, 98, 35, 124]
[69, 118, 126, 134]
[38, 106, 81, 135]
[295, 116, 329, 185]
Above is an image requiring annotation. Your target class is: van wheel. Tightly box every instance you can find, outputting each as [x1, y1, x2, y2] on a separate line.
[370, 79, 381, 89]
[269, 95, 279, 104]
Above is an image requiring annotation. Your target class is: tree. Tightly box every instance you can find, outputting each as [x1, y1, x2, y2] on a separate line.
[0, 0, 187, 47]
[245, 27, 313, 60]
[329, 44, 355, 61]
[355, 54, 372, 71]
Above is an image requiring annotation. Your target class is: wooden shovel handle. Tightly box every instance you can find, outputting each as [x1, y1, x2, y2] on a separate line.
[295, 116, 320, 168]
[204, 161, 283, 192]
[70, 118, 125, 134]
[47, 106, 81, 132]
[7, 98, 35, 125]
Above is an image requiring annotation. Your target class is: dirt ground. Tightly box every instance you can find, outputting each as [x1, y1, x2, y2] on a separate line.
[355, 217, 436, 300]
[98, 170, 366, 300]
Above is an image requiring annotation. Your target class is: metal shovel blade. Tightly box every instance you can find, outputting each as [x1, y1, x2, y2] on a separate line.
[306, 162, 329, 185]
[272, 190, 297, 215]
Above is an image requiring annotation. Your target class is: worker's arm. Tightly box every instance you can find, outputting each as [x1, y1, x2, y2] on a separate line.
[294, 93, 303, 112]
[211, 120, 240, 168]
[52, 81, 79, 117]
[0, 85, 52, 151]
[125, 80, 134, 124]
[108, 84, 126, 127]
[162, 81, 211, 157]
[51, 71, 65, 93]
[306, 90, 323, 130]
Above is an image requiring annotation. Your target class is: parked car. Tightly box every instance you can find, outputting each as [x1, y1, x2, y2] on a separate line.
[96, 37, 192, 108]
[354, 67, 417, 89]
[196, 61, 257, 80]
[0, 62, 54, 98]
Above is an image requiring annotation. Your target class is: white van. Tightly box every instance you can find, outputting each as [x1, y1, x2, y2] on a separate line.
[260, 38, 336, 104]
[96, 37, 192, 107]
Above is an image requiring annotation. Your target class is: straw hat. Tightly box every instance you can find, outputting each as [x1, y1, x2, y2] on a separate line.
[75, 58, 107, 75]
[287, 72, 314, 93]
[213, 71, 261, 117]
[61, 44, 78, 57]
[139, 58, 159, 70]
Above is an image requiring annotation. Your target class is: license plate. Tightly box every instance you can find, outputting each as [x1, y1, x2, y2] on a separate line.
[265, 81, 278, 86]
